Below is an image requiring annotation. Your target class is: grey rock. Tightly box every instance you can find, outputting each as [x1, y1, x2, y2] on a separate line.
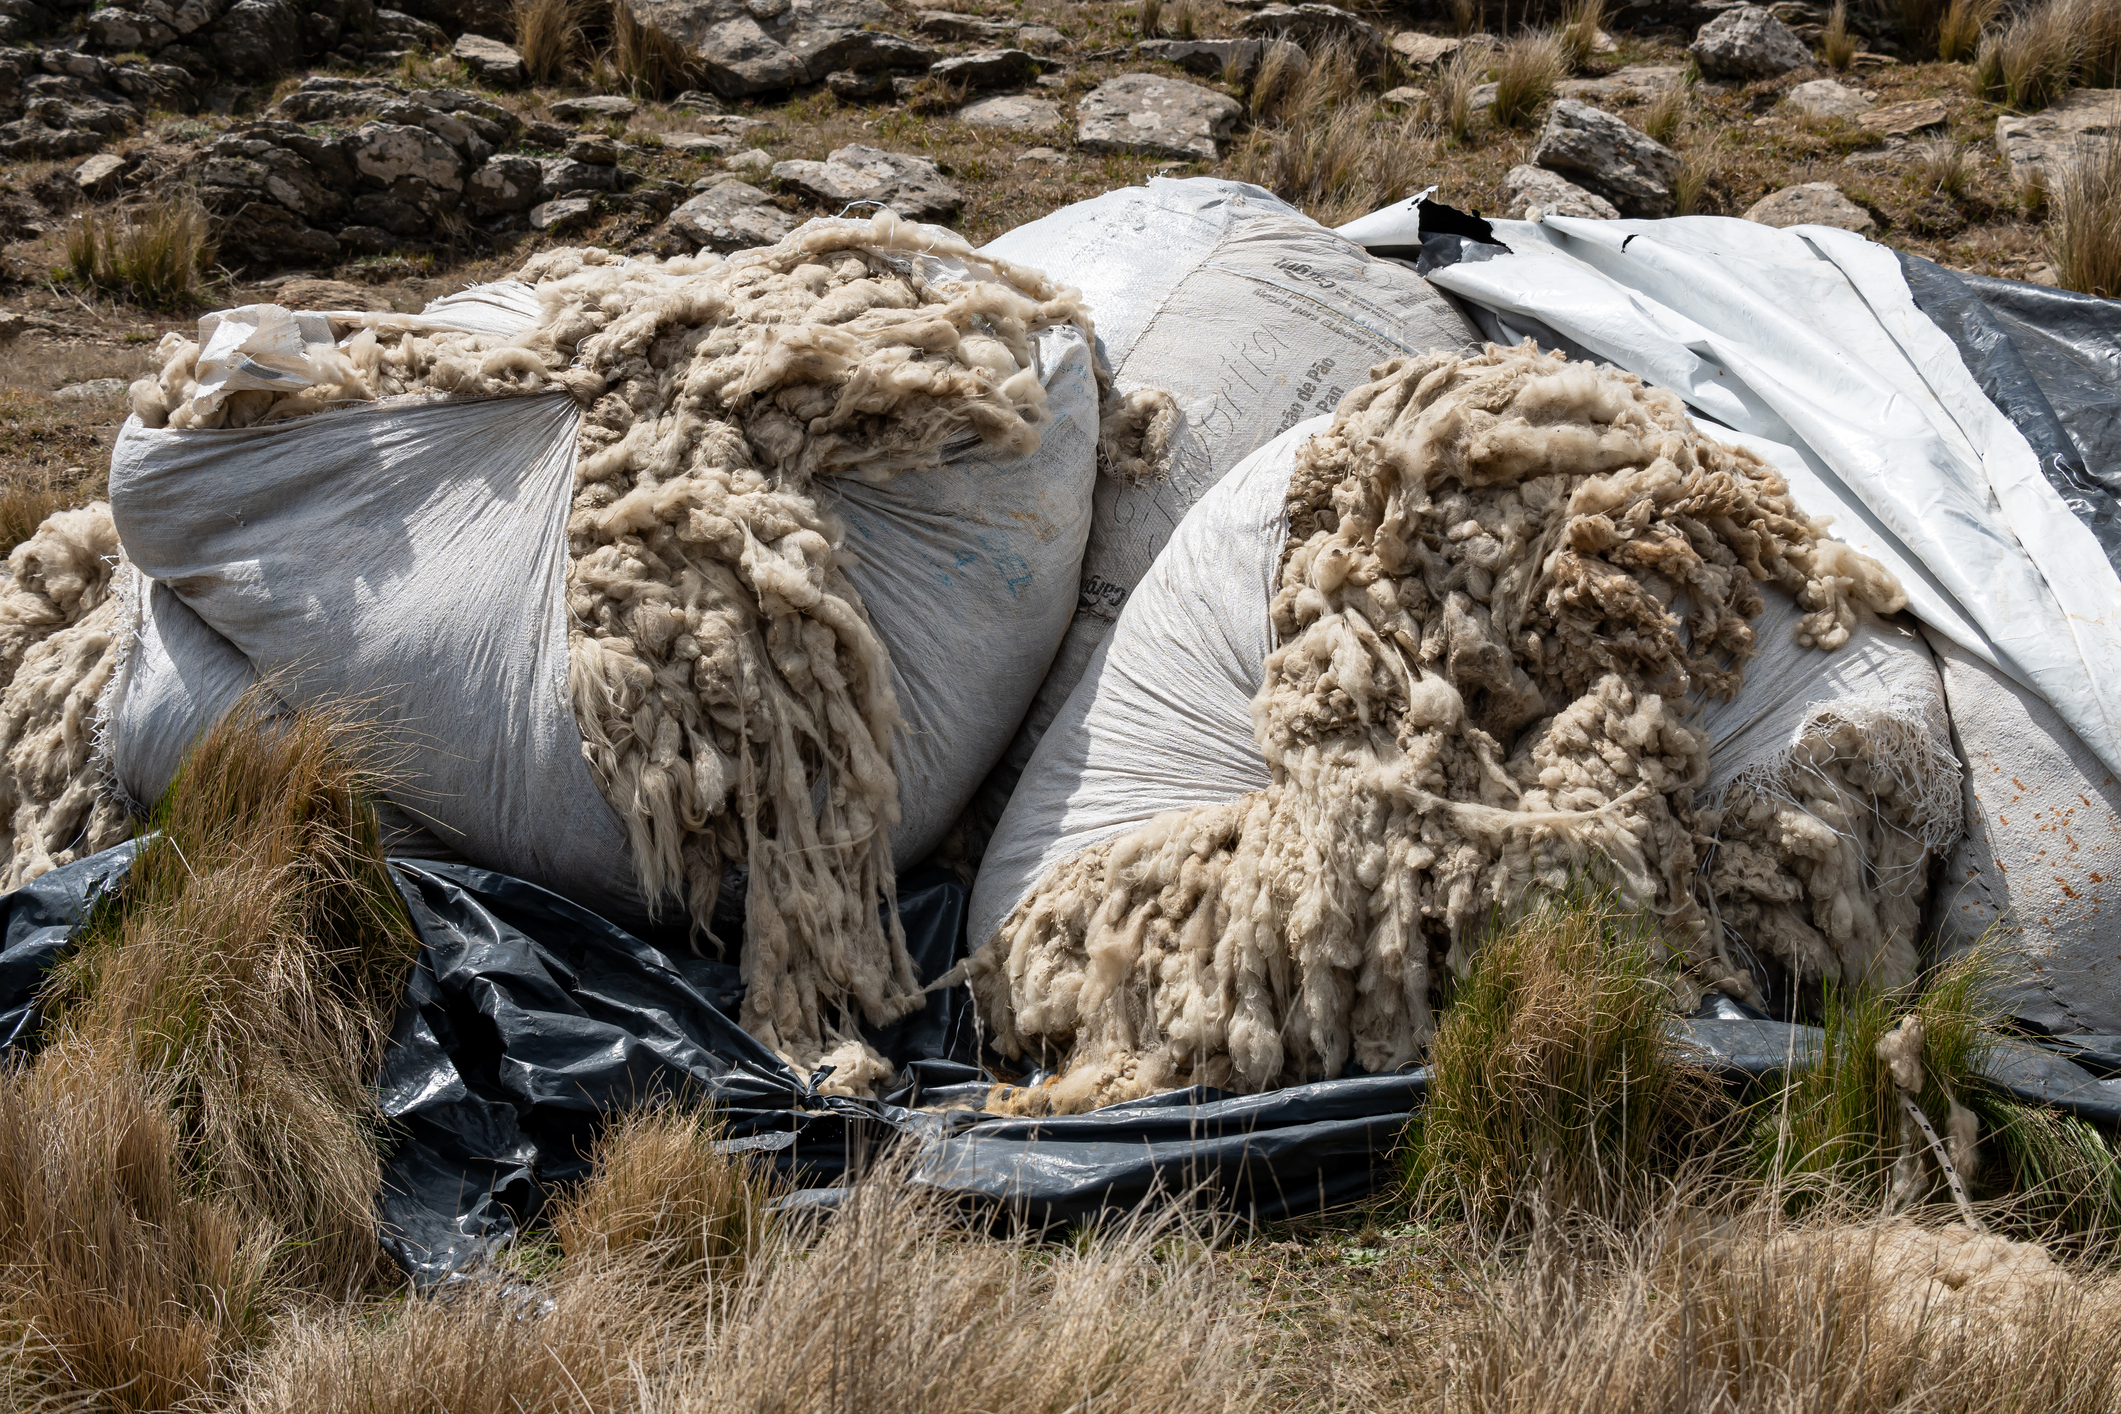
[564, 132, 617, 162]
[789, 24, 932, 73]
[1502, 163, 1619, 219]
[1743, 180, 1875, 232]
[1529, 99, 1680, 217]
[957, 92, 1062, 131]
[1782, 75, 1871, 118]
[168, 0, 228, 33]
[1995, 88, 2121, 185]
[826, 67, 893, 100]
[1076, 71, 1240, 161]
[1017, 24, 1065, 52]
[372, 7, 446, 48]
[538, 154, 617, 195]
[927, 47, 1039, 91]
[519, 117, 571, 146]
[406, 86, 517, 129]
[351, 120, 467, 190]
[913, 8, 1015, 42]
[209, 0, 303, 76]
[1014, 144, 1063, 162]
[1858, 95, 1947, 135]
[0, 119, 102, 158]
[41, 51, 110, 85]
[625, 0, 906, 97]
[451, 32, 525, 84]
[24, 75, 137, 135]
[52, 377, 128, 400]
[334, 224, 396, 254]
[1135, 36, 1305, 82]
[207, 144, 341, 221]
[377, 100, 494, 162]
[549, 93, 636, 122]
[529, 194, 594, 230]
[769, 143, 961, 220]
[466, 152, 540, 212]
[1387, 31, 1493, 67]
[73, 150, 125, 194]
[1688, 4, 1810, 80]
[1236, 3, 1382, 66]
[276, 76, 399, 121]
[86, 8, 175, 52]
[106, 61, 194, 106]
[667, 177, 794, 250]
[1381, 83, 1425, 108]
[1556, 63, 1685, 100]
[662, 130, 739, 152]
[724, 145, 770, 169]
[218, 200, 341, 264]
[350, 182, 450, 234]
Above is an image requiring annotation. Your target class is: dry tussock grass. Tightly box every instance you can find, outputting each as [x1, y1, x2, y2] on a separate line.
[1971, 0, 2121, 108]
[512, 0, 583, 84]
[63, 196, 215, 308]
[1236, 40, 1434, 225]
[1493, 29, 1564, 128]
[2046, 130, 2121, 299]
[551, 1105, 774, 1276]
[1822, 0, 1858, 68]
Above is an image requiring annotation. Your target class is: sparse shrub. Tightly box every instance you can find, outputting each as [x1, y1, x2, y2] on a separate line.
[1974, 0, 2087, 110]
[1139, 0, 1162, 38]
[607, 0, 690, 98]
[1917, 137, 1972, 197]
[1171, 0, 1198, 40]
[1821, 0, 1858, 68]
[1439, 45, 1481, 141]
[1492, 28, 1563, 127]
[2048, 132, 2121, 298]
[511, 0, 580, 83]
[1674, 137, 1721, 213]
[64, 196, 214, 307]
[1937, 0, 1999, 62]
[1558, 0, 1607, 71]
[1400, 887, 1731, 1233]
[1640, 72, 1690, 143]
[2081, 0, 2121, 83]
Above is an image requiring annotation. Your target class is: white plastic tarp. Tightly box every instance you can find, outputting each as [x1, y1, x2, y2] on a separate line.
[1341, 209, 2121, 782]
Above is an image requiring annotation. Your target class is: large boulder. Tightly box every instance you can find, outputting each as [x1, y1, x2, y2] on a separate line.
[1076, 72, 1242, 161]
[1136, 36, 1305, 82]
[1529, 99, 1680, 218]
[1688, 4, 1810, 81]
[1743, 181, 1876, 233]
[1502, 163, 1619, 219]
[666, 177, 796, 250]
[1995, 89, 2121, 184]
[210, 0, 306, 76]
[452, 32, 525, 85]
[928, 47, 1040, 92]
[466, 154, 542, 213]
[622, 0, 929, 98]
[1235, 3, 1382, 68]
[85, 7, 178, 52]
[769, 144, 962, 221]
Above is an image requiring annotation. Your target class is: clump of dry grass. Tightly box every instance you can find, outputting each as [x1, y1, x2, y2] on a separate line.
[1237, 55, 1433, 226]
[1171, 0, 1199, 40]
[1674, 138, 1721, 213]
[1916, 137, 1972, 197]
[1822, 0, 1858, 68]
[1557, 0, 1607, 71]
[1438, 45, 1483, 142]
[1936, 0, 2000, 62]
[36, 692, 418, 1293]
[234, 1160, 1265, 1413]
[1639, 72, 1690, 144]
[2047, 131, 2121, 298]
[63, 196, 214, 307]
[1139, 0, 1163, 38]
[512, 0, 581, 83]
[0, 483, 72, 556]
[1974, 0, 2087, 110]
[1248, 34, 1306, 115]
[1402, 887, 1732, 1234]
[1492, 28, 1563, 128]
[2081, 0, 2121, 83]
[550, 1106, 773, 1277]
[606, 0, 691, 99]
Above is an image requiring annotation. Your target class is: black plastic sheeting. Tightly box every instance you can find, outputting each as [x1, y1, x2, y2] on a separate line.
[1897, 253, 2121, 569]
[4, 846, 2120, 1288]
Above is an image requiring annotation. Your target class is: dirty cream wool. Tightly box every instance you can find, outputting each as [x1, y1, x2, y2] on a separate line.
[131, 214, 1091, 1081]
[971, 346, 1909, 1115]
[0, 504, 130, 888]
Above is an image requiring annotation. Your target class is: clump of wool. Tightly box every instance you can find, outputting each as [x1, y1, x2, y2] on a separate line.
[0, 503, 130, 887]
[127, 213, 1094, 1084]
[971, 345, 1912, 1116]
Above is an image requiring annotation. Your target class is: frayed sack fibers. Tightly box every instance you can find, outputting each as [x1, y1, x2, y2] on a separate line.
[99, 213, 1099, 1084]
[970, 345, 1960, 1116]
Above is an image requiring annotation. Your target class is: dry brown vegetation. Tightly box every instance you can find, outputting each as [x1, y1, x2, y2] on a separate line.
[2047, 132, 2121, 297]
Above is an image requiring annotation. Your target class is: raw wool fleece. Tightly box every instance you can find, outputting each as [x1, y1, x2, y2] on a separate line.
[971, 345, 1910, 1116]
[126, 213, 1095, 1081]
[0, 504, 131, 888]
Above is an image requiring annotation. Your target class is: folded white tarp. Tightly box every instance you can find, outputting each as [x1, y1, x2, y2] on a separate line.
[1337, 207, 2121, 785]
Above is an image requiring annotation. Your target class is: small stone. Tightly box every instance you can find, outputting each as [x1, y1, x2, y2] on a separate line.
[549, 94, 637, 123]
[467, 153, 542, 212]
[1076, 71, 1242, 161]
[667, 178, 796, 251]
[1530, 99, 1680, 217]
[725, 147, 772, 169]
[1743, 180, 1875, 233]
[663, 132, 740, 153]
[521, 119, 573, 148]
[73, 150, 126, 195]
[1237, 3, 1385, 68]
[1783, 76, 1873, 119]
[1018, 25, 1067, 52]
[1382, 84, 1427, 110]
[769, 143, 963, 221]
[539, 155, 617, 195]
[1994, 89, 2121, 184]
[1503, 163, 1620, 219]
[1859, 95, 1948, 136]
[529, 195, 595, 230]
[1135, 37, 1303, 82]
[51, 377, 127, 401]
[1015, 145, 1064, 163]
[565, 134, 618, 163]
[1035, 72, 1066, 88]
[1470, 81, 1497, 109]
[270, 277, 393, 311]
[1388, 31, 1493, 67]
[927, 48, 1041, 92]
[1557, 63, 1684, 100]
[452, 33, 526, 86]
[827, 68, 895, 100]
[913, 9, 1018, 42]
[956, 92, 1063, 132]
[351, 120, 467, 191]
[1689, 4, 1811, 81]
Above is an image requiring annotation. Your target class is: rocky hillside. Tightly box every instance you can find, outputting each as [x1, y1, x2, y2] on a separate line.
[0, 0, 2112, 502]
